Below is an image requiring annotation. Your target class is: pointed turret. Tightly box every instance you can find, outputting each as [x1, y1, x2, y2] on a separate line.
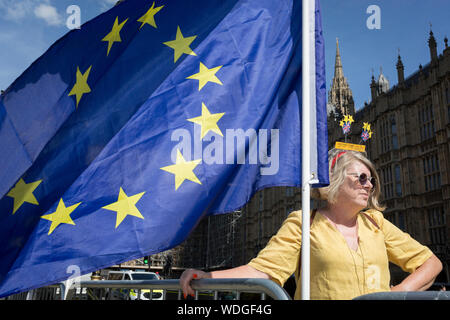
[396, 51, 405, 85]
[327, 38, 355, 117]
[334, 38, 344, 79]
[377, 67, 390, 94]
[444, 36, 450, 57]
[370, 73, 377, 101]
[428, 28, 438, 62]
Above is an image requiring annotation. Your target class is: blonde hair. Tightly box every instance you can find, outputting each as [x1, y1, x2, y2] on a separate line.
[311, 148, 385, 211]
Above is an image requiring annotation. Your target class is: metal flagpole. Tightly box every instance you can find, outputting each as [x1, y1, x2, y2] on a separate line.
[301, 0, 312, 300]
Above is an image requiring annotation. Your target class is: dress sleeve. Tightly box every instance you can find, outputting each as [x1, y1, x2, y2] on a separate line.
[247, 210, 302, 286]
[368, 210, 434, 273]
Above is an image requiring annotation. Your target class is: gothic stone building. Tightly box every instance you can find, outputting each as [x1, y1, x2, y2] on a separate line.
[169, 186, 302, 272]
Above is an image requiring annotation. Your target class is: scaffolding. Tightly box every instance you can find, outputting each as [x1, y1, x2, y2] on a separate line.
[160, 187, 304, 272]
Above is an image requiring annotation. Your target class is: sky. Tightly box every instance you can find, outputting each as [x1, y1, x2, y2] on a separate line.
[0, 0, 117, 92]
[0, 0, 449, 111]
[320, 0, 449, 110]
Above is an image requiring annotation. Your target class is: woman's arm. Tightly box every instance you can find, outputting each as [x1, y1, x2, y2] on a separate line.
[210, 265, 270, 279]
[391, 254, 442, 292]
[180, 265, 269, 298]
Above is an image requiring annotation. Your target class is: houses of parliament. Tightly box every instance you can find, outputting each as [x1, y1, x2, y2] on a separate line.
[143, 29, 450, 286]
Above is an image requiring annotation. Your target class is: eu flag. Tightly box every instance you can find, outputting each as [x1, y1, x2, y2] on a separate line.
[0, 0, 327, 297]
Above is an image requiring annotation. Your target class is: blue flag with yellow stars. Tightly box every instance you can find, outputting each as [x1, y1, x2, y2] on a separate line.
[0, 0, 328, 297]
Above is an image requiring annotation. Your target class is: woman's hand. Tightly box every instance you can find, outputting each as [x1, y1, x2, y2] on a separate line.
[179, 268, 211, 298]
[179, 265, 269, 299]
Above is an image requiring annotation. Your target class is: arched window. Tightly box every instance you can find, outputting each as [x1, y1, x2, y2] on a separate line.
[395, 164, 402, 196]
[423, 153, 441, 191]
[427, 207, 447, 255]
[418, 102, 434, 141]
[446, 84, 450, 123]
[391, 116, 398, 149]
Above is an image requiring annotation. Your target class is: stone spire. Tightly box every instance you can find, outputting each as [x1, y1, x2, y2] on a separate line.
[444, 36, 450, 57]
[334, 38, 344, 79]
[428, 26, 438, 62]
[377, 66, 390, 94]
[327, 38, 355, 118]
[370, 72, 377, 101]
[396, 51, 405, 85]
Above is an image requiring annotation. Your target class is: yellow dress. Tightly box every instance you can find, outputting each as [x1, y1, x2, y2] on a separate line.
[248, 209, 433, 300]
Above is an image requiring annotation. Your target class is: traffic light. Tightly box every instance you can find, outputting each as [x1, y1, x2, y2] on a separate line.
[143, 256, 149, 265]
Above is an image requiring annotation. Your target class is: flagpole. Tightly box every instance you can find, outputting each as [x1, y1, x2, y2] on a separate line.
[301, 0, 312, 300]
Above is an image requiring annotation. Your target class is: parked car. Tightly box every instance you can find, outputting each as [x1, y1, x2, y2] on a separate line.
[105, 270, 163, 300]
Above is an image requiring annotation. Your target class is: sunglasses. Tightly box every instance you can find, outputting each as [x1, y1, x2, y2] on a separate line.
[347, 172, 376, 189]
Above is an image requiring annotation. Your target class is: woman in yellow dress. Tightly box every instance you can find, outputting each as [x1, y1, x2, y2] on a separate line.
[179, 149, 442, 300]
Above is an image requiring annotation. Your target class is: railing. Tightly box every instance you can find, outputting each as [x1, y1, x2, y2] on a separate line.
[3, 283, 66, 300]
[2, 278, 291, 300]
[5, 280, 449, 300]
[67, 279, 292, 300]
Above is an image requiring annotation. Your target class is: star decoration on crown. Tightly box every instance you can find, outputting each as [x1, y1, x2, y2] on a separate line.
[340, 114, 354, 134]
[361, 122, 373, 142]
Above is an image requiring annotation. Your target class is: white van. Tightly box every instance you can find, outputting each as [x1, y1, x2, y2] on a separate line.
[106, 270, 163, 300]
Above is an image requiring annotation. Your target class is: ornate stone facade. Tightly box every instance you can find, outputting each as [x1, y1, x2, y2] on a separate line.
[327, 39, 355, 119]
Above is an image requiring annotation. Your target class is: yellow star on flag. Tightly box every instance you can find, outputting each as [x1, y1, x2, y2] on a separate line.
[102, 16, 128, 56]
[41, 199, 80, 235]
[102, 187, 145, 229]
[186, 62, 223, 91]
[363, 122, 370, 131]
[187, 103, 225, 139]
[163, 26, 197, 63]
[7, 178, 42, 215]
[160, 149, 202, 191]
[68, 66, 92, 108]
[137, 2, 164, 29]
[339, 120, 344, 127]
